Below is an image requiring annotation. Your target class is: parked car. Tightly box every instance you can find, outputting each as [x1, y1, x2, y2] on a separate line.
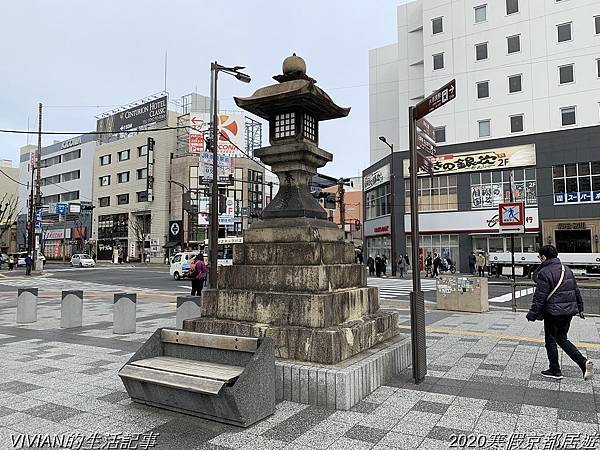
[70, 254, 96, 268]
[169, 252, 198, 280]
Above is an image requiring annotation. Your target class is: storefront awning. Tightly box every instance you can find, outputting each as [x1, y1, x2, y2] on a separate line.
[163, 241, 180, 249]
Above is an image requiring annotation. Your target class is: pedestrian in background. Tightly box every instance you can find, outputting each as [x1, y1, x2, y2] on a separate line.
[397, 256, 406, 278]
[527, 245, 593, 381]
[476, 253, 486, 277]
[367, 255, 375, 276]
[8, 255, 14, 271]
[382, 255, 387, 277]
[375, 254, 382, 277]
[432, 253, 441, 278]
[424, 254, 432, 278]
[468, 252, 476, 275]
[24, 254, 33, 276]
[190, 255, 208, 297]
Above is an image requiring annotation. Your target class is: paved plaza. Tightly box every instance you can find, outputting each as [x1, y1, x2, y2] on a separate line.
[0, 283, 598, 450]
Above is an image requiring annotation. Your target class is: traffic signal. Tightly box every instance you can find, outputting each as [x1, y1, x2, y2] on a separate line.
[219, 195, 227, 214]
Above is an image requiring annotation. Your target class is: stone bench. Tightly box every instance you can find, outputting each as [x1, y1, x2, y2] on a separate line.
[118, 328, 275, 427]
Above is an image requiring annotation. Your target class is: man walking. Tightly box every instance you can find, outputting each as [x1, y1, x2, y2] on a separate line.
[526, 245, 593, 381]
[468, 252, 476, 275]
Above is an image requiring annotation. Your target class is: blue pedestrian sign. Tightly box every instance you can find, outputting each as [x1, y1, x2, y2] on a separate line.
[35, 209, 43, 219]
[55, 203, 67, 215]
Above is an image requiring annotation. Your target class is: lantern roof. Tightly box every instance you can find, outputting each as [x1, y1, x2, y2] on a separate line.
[234, 54, 350, 122]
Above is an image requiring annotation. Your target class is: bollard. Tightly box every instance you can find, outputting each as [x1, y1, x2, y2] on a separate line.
[176, 296, 202, 329]
[17, 288, 38, 324]
[113, 293, 136, 334]
[61, 290, 83, 328]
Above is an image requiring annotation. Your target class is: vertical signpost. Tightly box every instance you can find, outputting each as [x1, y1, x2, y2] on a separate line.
[410, 79, 456, 383]
[498, 198, 525, 310]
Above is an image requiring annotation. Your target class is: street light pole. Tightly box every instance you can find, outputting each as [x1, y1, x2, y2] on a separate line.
[208, 62, 251, 290]
[378, 136, 396, 276]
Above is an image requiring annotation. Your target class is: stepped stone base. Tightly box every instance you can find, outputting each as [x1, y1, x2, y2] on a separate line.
[183, 309, 400, 365]
[275, 334, 411, 410]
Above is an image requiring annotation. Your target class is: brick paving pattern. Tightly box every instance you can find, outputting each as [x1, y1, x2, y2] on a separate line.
[0, 292, 598, 449]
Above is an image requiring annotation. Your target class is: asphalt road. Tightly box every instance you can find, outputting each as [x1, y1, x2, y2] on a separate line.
[2, 264, 597, 314]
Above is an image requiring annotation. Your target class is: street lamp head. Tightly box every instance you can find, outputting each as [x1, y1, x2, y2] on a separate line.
[235, 72, 251, 83]
[232, 66, 246, 71]
[378, 136, 387, 143]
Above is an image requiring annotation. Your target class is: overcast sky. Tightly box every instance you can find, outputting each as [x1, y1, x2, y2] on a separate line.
[0, 0, 403, 177]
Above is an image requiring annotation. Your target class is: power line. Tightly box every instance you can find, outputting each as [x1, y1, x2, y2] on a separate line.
[0, 168, 28, 187]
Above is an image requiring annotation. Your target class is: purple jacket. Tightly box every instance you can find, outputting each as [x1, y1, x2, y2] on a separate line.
[526, 257, 583, 320]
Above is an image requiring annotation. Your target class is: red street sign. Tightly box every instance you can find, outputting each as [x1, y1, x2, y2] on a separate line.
[417, 133, 436, 156]
[498, 202, 525, 226]
[416, 118, 435, 141]
[414, 79, 456, 120]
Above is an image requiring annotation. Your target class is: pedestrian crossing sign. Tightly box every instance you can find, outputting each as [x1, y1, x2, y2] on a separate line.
[498, 202, 524, 234]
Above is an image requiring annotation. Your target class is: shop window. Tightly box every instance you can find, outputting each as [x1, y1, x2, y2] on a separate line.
[406, 233, 460, 270]
[366, 184, 391, 219]
[553, 161, 600, 204]
[404, 175, 457, 212]
[471, 168, 537, 209]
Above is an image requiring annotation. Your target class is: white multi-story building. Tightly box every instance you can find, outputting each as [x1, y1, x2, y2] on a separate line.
[365, 0, 600, 272]
[16, 135, 97, 256]
[370, 0, 600, 162]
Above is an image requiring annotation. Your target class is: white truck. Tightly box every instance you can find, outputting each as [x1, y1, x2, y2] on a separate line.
[489, 252, 600, 277]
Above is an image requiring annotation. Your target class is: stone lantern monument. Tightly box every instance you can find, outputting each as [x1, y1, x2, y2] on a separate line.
[184, 55, 410, 409]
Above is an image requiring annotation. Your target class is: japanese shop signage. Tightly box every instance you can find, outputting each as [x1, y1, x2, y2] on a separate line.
[402, 144, 536, 177]
[364, 164, 390, 191]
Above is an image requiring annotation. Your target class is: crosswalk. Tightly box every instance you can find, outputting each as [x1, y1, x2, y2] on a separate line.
[0, 276, 189, 294]
[367, 277, 438, 302]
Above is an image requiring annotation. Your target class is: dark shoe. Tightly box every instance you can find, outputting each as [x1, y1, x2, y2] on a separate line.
[541, 369, 563, 380]
[583, 360, 593, 381]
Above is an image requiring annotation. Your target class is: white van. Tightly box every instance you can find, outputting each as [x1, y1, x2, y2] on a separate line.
[169, 252, 198, 280]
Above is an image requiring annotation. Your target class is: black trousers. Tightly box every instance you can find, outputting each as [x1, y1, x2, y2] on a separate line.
[544, 315, 586, 372]
[191, 278, 205, 296]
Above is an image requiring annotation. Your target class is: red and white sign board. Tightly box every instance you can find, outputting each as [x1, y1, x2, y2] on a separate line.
[498, 202, 525, 234]
[189, 114, 209, 154]
[189, 113, 246, 157]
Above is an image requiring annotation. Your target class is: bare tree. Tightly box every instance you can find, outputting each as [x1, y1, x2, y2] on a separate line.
[0, 194, 19, 246]
[130, 214, 151, 263]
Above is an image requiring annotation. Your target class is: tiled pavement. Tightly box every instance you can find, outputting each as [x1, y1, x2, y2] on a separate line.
[0, 293, 599, 449]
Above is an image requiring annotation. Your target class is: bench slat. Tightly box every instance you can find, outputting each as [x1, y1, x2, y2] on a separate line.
[130, 357, 244, 382]
[119, 364, 224, 395]
[161, 329, 258, 353]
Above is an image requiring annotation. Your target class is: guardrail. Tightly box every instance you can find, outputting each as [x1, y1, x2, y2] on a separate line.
[507, 280, 600, 316]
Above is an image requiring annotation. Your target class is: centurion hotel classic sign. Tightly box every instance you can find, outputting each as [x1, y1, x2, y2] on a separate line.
[402, 144, 536, 177]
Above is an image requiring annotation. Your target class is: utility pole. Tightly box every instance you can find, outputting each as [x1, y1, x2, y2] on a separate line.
[29, 103, 43, 271]
[209, 62, 220, 290]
